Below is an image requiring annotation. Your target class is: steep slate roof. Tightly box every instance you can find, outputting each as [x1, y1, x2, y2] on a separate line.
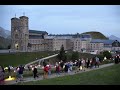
[29, 30, 48, 34]
[29, 35, 43, 39]
[48, 34, 74, 37]
[72, 34, 92, 38]
[48, 34, 91, 39]
[45, 35, 72, 39]
[81, 34, 91, 38]
[91, 39, 115, 44]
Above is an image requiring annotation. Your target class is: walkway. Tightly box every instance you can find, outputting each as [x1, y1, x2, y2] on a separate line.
[4, 63, 114, 85]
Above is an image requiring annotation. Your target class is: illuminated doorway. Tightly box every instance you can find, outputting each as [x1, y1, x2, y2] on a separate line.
[15, 43, 19, 50]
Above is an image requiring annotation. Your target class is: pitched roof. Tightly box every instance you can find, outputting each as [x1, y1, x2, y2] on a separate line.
[29, 30, 48, 34]
[81, 34, 91, 38]
[29, 35, 43, 39]
[91, 39, 114, 44]
[45, 35, 72, 39]
[73, 34, 91, 38]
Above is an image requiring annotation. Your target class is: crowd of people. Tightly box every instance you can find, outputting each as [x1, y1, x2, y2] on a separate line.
[0, 56, 101, 84]
[41, 56, 101, 79]
[0, 54, 120, 85]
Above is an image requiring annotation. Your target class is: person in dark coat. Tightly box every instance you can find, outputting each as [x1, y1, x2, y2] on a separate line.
[1, 66, 5, 73]
[64, 63, 68, 73]
[27, 65, 31, 71]
[115, 55, 119, 64]
[33, 66, 39, 79]
[117, 55, 120, 63]
[86, 59, 90, 68]
[18, 65, 24, 81]
[60, 60, 64, 72]
[8, 66, 11, 73]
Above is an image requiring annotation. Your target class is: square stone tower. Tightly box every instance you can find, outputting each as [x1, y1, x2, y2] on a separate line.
[11, 15, 29, 51]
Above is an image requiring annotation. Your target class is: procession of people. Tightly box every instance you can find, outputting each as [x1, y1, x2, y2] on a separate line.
[0, 54, 120, 85]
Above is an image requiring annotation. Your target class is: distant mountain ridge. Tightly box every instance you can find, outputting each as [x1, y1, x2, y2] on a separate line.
[109, 35, 120, 41]
[0, 27, 11, 38]
[0, 27, 11, 49]
[0, 36, 11, 49]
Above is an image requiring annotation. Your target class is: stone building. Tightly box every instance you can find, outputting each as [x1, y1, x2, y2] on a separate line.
[11, 15, 120, 54]
[11, 16, 29, 51]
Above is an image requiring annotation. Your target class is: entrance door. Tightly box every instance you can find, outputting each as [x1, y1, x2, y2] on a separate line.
[15, 43, 19, 50]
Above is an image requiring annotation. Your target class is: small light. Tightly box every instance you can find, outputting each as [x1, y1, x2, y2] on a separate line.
[47, 65, 49, 67]
[104, 57, 107, 60]
[32, 68, 34, 71]
[38, 65, 40, 67]
[4, 76, 15, 81]
[17, 68, 19, 71]
[4, 67, 8, 70]
[80, 66, 82, 70]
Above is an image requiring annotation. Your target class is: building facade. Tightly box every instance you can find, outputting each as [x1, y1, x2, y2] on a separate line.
[11, 15, 120, 54]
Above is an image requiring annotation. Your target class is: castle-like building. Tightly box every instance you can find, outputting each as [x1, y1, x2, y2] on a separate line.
[11, 15, 120, 54]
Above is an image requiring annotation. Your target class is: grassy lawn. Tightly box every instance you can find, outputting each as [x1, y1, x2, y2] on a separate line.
[0, 51, 94, 67]
[0, 51, 57, 67]
[16, 64, 120, 85]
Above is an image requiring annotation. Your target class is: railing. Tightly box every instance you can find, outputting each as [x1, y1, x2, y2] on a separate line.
[24, 54, 58, 69]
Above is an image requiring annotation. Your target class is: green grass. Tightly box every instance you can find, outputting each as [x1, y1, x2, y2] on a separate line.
[0, 51, 57, 67]
[82, 31, 108, 39]
[16, 64, 120, 85]
[0, 51, 95, 67]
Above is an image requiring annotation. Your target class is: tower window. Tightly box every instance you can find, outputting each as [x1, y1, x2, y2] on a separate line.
[15, 34, 18, 39]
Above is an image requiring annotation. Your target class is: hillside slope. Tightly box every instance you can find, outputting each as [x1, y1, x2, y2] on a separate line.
[0, 36, 11, 49]
[81, 31, 108, 40]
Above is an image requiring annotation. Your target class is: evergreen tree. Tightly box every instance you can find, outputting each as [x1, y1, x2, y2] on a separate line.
[57, 45, 67, 62]
[102, 51, 112, 59]
[71, 51, 79, 61]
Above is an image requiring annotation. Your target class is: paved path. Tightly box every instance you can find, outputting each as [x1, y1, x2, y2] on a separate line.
[4, 63, 114, 85]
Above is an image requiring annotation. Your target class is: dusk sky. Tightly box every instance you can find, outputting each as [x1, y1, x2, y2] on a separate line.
[0, 5, 120, 37]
